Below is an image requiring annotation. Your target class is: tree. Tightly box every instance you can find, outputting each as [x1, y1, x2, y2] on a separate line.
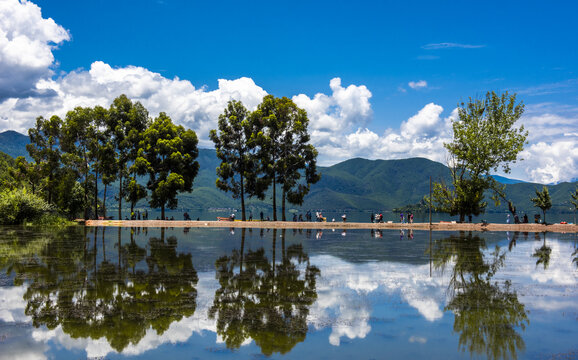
[135, 113, 199, 219]
[432, 91, 528, 222]
[531, 186, 552, 224]
[61, 106, 106, 219]
[571, 186, 578, 225]
[27, 115, 63, 205]
[210, 100, 267, 221]
[253, 95, 320, 221]
[106, 95, 148, 220]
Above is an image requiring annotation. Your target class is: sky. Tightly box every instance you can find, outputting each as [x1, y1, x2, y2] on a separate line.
[0, 0, 577, 184]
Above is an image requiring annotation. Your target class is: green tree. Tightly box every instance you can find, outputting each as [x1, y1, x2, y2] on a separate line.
[431, 232, 529, 360]
[106, 95, 148, 220]
[27, 115, 63, 205]
[530, 185, 552, 224]
[571, 186, 578, 225]
[136, 112, 199, 219]
[432, 91, 527, 222]
[61, 106, 106, 219]
[210, 100, 267, 221]
[253, 95, 320, 221]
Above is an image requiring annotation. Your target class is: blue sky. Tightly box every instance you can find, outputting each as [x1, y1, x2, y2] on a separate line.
[1, 0, 577, 183]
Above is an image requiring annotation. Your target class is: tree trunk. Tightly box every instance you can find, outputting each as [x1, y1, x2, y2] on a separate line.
[102, 184, 108, 219]
[94, 170, 99, 219]
[240, 228, 245, 273]
[272, 172, 277, 221]
[118, 174, 123, 220]
[240, 175, 246, 221]
[281, 187, 286, 221]
[161, 205, 165, 220]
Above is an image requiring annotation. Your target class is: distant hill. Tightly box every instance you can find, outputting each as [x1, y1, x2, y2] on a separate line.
[0, 130, 576, 213]
[0, 130, 31, 160]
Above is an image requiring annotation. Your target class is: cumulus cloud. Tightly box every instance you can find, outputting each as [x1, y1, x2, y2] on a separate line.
[0, 0, 69, 100]
[408, 80, 427, 90]
[1, 0, 577, 183]
[0, 61, 268, 146]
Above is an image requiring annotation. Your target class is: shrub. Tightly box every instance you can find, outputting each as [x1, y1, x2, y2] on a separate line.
[0, 188, 53, 225]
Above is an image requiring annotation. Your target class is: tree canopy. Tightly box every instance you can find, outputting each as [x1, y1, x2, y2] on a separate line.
[432, 91, 528, 222]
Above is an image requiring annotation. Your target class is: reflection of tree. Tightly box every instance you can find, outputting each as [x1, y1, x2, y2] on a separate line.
[431, 231, 529, 360]
[2, 226, 198, 353]
[532, 232, 551, 270]
[209, 228, 320, 355]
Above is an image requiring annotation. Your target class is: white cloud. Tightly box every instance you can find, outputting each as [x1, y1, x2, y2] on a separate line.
[0, 0, 577, 183]
[408, 80, 428, 90]
[0, 61, 268, 146]
[422, 42, 485, 50]
[0, 0, 69, 100]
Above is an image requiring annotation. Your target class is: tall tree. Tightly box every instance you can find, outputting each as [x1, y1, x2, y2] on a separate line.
[27, 115, 63, 205]
[571, 186, 578, 225]
[135, 113, 199, 219]
[253, 95, 320, 221]
[432, 91, 528, 222]
[210, 100, 267, 221]
[106, 95, 148, 220]
[531, 186, 552, 224]
[61, 106, 106, 219]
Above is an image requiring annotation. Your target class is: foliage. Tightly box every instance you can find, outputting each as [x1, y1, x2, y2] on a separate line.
[253, 95, 320, 220]
[106, 95, 149, 219]
[432, 91, 527, 222]
[210, 100, 267, 220]
[530, 186, 552, 224]
[136, 112, 199, 219]
[0, 188, 53, 225]
[431, 232, 528, 359]
[27, 115, 63, 205]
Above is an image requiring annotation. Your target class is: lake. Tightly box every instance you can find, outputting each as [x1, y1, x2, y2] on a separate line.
[0, 226, 576, 359]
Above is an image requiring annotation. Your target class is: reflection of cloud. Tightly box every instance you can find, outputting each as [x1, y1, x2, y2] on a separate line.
[24, 272, 221, 358]
[498, 238, 578, 313]
[409, 335, 427, 344]
[308, 254, 447, 346]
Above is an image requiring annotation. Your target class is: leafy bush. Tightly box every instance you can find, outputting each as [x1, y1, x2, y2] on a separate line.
[0, 188, 53, 225]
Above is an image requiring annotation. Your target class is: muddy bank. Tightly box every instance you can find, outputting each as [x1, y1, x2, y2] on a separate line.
[84, 219, 577, 233]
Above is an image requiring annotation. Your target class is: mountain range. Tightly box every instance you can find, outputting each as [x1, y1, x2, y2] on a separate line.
[1, 130, 576, 214]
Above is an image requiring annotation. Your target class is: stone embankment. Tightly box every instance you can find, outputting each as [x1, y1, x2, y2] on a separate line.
[84, 220, 577, 233]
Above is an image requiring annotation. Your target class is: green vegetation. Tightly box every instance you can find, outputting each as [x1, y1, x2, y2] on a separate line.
[135, 112, 199, 219]
[210, 100, 267, 221]
[252, 96, 320, 221]
[0, 188, 51, 225]
[432, 91, 528, 222]
[531, 186, 552, 224]
[2, 95, 199, 221]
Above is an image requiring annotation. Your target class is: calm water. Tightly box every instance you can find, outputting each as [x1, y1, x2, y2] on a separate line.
[0, 226, 576, 359]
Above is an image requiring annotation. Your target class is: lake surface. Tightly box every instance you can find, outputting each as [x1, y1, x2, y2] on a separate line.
[0, 226, 576, 359]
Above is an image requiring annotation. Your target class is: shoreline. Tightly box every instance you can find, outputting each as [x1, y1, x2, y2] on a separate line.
[83, 220, 578, 233]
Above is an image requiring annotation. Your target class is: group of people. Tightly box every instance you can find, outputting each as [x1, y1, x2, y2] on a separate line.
[506, 213, 530, 224]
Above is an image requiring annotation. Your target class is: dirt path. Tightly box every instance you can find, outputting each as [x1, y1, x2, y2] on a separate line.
[84, 219, 577, 233]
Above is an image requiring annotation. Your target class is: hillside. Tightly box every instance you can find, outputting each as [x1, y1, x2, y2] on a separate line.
[0, 130, 575, 213]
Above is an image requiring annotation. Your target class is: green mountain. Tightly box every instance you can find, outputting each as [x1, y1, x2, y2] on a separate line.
[0, 130, 31, 160]
[1, 130, 575, 213]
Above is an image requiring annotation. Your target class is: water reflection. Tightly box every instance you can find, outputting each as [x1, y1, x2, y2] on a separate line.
[0, 227, 576, 359]
[431, 231, 529, 360]
[1, 226, 197, 352]
[209, 228, 320, 355]
[532, 232, 551, 269]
